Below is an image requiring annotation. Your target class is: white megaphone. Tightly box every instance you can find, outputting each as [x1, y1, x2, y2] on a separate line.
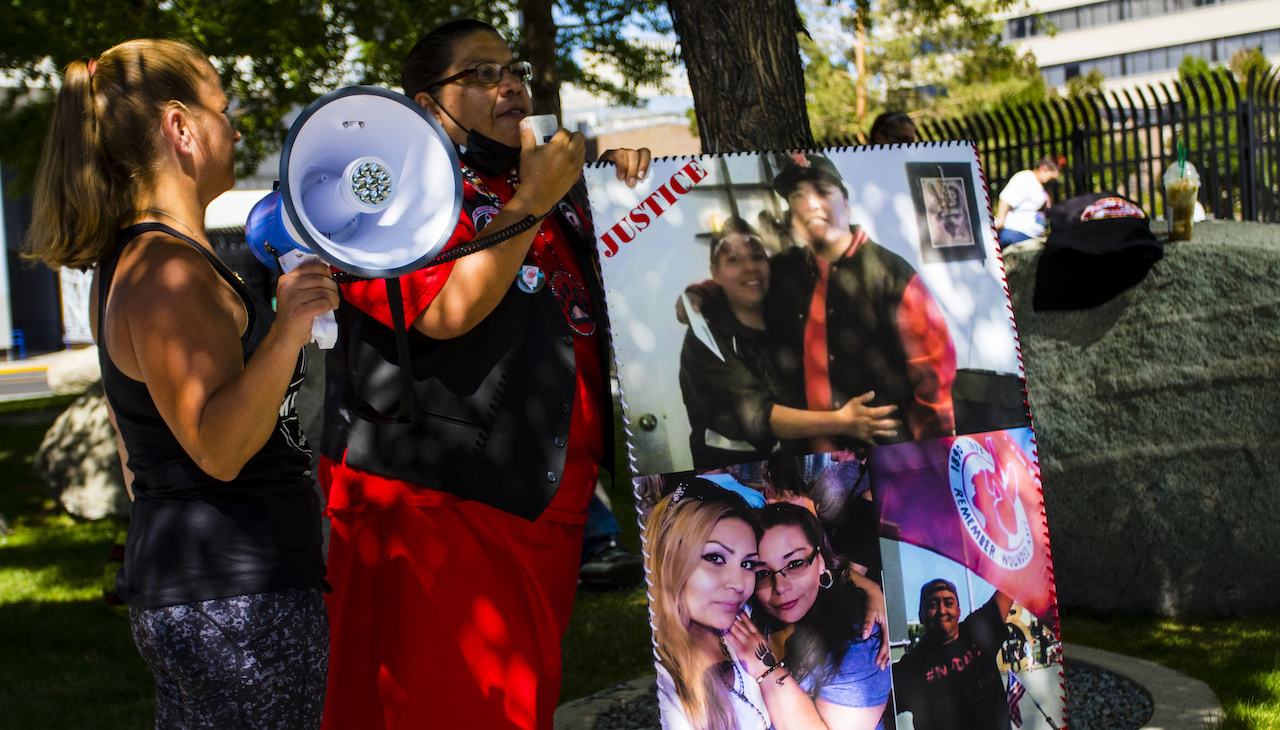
[246, 86, 463, 348]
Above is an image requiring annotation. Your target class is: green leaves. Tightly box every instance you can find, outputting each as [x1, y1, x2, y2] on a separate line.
[0, 0, 677, 193]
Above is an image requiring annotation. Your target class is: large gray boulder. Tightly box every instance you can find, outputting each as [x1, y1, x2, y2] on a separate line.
[1005, 220, 1280, 617]
[30, 342, 329, 524]
[32, 382, 129, 519]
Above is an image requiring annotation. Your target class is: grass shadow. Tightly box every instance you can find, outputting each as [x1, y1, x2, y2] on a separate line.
[0, 599, 154, 729]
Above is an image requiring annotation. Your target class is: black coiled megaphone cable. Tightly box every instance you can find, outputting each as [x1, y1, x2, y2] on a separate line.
[328, 210, 551, 284]
[301, 209, 554, 425]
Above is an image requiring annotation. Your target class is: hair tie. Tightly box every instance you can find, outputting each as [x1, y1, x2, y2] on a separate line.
[86, 58, 98, 78]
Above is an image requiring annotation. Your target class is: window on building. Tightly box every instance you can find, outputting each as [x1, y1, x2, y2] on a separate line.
[1148, 47, 1169, 71]
[1128, 0, 1160, 19]
[1040, 27, 1280, 85]
[1095, 1, 1116, 24]
[1264, 29, 1280, 55]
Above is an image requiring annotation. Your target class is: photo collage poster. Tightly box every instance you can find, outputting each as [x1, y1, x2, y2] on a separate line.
[584, 143, 1065, 730]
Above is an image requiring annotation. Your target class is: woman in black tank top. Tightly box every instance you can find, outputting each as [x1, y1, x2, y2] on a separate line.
[25, 39, 339, 729]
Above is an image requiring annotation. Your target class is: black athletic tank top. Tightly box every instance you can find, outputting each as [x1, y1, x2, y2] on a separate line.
[99, 223, 325, 609]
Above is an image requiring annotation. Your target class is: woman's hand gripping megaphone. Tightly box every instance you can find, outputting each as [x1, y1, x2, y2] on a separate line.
[245, 190, 339, 349]
[276, 251, 340, 349]
[274, 254, 340, 350]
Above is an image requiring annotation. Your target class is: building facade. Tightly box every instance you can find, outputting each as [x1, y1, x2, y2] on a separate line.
[1000, 0, 1280, 89]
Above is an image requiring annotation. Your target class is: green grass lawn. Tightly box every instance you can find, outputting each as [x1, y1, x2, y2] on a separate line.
[1062, 612, 1280, 730]
[3, 408, 1278, 727]
[0, 419, 154, 729]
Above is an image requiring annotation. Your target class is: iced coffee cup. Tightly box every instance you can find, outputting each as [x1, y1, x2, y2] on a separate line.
[1163, 161, 1201, 241]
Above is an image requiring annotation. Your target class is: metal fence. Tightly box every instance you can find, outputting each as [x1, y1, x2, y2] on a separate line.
[901, 69, 1280, 223]
[209, 227, 278, 304]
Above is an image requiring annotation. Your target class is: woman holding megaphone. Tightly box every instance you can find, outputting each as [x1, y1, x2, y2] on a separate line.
[27, 39, 337, 727]
[317, 18, 650, 730]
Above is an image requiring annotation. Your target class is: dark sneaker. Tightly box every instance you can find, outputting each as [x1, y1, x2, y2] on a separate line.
[579, 542, 644, 590]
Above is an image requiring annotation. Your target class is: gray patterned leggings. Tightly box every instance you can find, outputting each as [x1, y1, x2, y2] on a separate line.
[129, 587, 329, 729]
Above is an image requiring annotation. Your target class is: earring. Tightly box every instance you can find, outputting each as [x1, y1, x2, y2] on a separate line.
[819, 570, 834, 589]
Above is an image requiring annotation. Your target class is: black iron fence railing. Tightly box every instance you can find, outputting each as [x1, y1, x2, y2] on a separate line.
[826, 69, 1280, 223]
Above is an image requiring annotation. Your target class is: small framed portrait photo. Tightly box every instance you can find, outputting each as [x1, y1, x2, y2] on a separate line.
[907, 161, 986, 263]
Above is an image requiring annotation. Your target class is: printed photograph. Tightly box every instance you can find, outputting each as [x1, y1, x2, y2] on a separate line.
[869, 426, 1063, 730]
[637, 453, 896, 730]
[587, 149, 1060, 730]
[906, 161, 987, 264]
[880, 544, 1065, 730]
[585, 146, 1025, 478]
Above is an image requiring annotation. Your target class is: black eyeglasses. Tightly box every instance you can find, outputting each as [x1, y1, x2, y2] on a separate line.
[754, 548, 818, 588]
[429, 61, 533, 90]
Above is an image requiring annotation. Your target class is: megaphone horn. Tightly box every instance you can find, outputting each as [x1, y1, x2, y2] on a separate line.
[244, 85, 465, 349]
[278, 85, 463, 280]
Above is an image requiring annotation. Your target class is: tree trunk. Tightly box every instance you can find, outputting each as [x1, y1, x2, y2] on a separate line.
[519, 0, 563, 123]
[667, 0, 814, 153]
[855, 13, 867, 124]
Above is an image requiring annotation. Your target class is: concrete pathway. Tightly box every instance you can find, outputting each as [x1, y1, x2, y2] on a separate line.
[1064, 642, 1223, 730]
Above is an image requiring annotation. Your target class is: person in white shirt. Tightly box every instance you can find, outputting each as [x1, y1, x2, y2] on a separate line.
[994, 157, 1061, 248]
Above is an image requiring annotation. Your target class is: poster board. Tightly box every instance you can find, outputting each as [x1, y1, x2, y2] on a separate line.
[584, 143, 1065, 730]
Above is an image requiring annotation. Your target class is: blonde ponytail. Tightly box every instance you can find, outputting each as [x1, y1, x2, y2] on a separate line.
[27, 39, 210, 270]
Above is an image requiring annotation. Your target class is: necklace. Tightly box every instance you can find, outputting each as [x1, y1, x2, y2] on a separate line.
[718, 639, 769, 729]
[139, 208, 204, 243]
[137, 207, 246, 283]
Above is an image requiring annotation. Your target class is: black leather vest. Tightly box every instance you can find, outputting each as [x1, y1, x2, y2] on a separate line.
[321, 189, 611, 521]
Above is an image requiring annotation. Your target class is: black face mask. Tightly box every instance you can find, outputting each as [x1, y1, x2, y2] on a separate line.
[460, 128, 521, 177]
[424, 89, 521, 176]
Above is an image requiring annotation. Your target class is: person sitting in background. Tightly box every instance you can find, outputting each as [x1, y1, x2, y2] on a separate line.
[867, 111, 917, 145]
[994, 157, 1061, 248]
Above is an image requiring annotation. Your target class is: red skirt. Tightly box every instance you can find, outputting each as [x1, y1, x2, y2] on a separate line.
[319, 457, 589, 730]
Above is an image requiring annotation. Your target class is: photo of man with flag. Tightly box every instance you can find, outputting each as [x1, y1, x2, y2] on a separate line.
[892, 579, 1015, 730]
[869, 427, 1054, 621]
[868, 426, 1065, 729]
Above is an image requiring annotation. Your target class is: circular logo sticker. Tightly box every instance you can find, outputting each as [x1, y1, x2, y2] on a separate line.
[948, 436, 1033, 570]
[471, 204, 500, 230]
[517, 264, 545, 294]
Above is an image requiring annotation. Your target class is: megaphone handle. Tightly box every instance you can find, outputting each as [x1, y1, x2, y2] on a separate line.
[277, 251, 338, 350]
